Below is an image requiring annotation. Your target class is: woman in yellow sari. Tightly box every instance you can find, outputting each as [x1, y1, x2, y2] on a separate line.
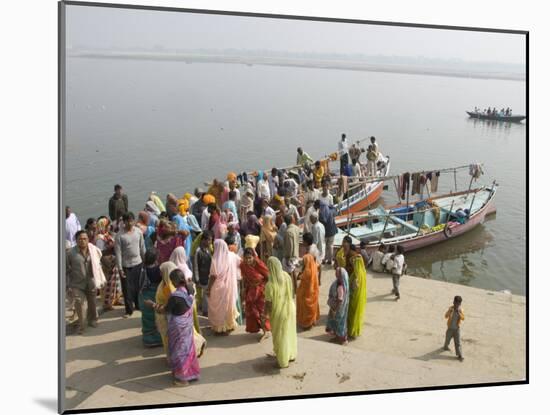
[264, 257, 297, 368]
[335, 236, 367, 338]
[155, 262, 206, 359]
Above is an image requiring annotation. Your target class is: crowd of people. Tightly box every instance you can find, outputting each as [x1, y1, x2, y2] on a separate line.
[65, 134, 464, 387]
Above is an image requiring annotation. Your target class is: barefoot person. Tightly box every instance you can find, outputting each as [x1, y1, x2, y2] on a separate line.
[296, 253, 320, 330]
[326, 267, 350, 345]
[66, 230, 105, 334]
[154, 262, 178, 356]
[240, 248, 271, 340]
[264, 257, 297, 368]
[337, 237, 367, 340]
[115, 212, 146, 318]
[207, 239, 240, 335]
[443, 295, 465, 361]
[146, 268, 200, 386]
[139, 248, 163, 347]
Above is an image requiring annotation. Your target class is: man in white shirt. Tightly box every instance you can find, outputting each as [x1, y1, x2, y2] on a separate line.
[201, 204, 213, 231]
[391, 245, 406, 300]
[304, 180, 320, 205]
[65, 206, 82, 247]
[257, 174, 271, 200]
[303, 200, 316, 234]
[351, 158, 363, 178]
[262, 198, 276, 218]
[310, 212, 326, 265]
[338, 133, 349, 175]
[319, 181, 334, 206]
[371, 244, 386, 272]
[283, 177, 299, 199]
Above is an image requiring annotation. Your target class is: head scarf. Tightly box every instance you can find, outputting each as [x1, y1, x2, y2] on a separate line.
[177, 198, 189, 215]
[211, 239, 231, 279]
[260, 215, 277, 244]
[203, 194, 216, 206]
[156, 261, 178, 305]
[227, 172, 237, 183]
[97, 217, 111, 234]
[145, 200, 161, 216]
[257, 170, 264, 181]
[169, 246, 193, 281]
[149, 193, 166, 213]
[183, 193, 193, 201]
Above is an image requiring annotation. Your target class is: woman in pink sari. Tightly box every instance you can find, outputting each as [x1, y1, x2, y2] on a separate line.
[206, 239, 241, 335]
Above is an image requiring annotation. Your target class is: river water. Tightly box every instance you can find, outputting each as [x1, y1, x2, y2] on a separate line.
[65, 57, 526, 294]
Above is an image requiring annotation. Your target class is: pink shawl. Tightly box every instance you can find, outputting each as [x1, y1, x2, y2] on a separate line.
[208, 240, 241, 331]
[169, 246, 193, 281]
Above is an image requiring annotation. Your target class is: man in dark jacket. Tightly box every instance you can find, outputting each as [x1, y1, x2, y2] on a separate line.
[108, 184, 129, 223]
[315, 200, 338, 265]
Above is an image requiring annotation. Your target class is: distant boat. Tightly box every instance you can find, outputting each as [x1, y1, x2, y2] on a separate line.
[466, 111, 526, 123]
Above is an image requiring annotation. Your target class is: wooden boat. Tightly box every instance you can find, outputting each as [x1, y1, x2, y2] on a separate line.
[466, 111, 526, 123]
[331, 157, 390, 215]
[332, 183, 498, 253]
[216, 151, 391, 216]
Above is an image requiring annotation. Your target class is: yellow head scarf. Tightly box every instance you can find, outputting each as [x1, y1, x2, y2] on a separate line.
[177, 198, 189, 215]
[156, 262, 178, 305]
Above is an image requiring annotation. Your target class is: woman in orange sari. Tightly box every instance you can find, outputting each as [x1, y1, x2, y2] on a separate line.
[296, 253, 320, 330]
[240, 248, 271, 340]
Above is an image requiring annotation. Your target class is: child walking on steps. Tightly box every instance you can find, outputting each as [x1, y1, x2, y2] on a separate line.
[391, 245, 406, 300]
[443, 295, 465, 361]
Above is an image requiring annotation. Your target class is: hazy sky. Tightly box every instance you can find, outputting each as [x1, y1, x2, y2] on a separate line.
[66, 4, 525, 64]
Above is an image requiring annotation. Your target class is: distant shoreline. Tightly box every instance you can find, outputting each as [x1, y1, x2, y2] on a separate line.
[68, 51, 525, 82]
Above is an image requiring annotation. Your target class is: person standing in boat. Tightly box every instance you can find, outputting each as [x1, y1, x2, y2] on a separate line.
[296, 147, 313, 168]
[349, 142, 362, 165]
[338, 133, 349, 175]
[366, 136, 379, 177]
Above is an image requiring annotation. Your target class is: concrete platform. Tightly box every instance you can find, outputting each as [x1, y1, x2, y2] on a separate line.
[64, 269, 526, 411]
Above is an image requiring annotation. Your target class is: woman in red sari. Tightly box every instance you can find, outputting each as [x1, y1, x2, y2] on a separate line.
[240, 247, 271, 341]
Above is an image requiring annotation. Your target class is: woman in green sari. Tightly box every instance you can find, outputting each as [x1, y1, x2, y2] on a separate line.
[338, 236, 367, 339]
[264, 257, 297, 368]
